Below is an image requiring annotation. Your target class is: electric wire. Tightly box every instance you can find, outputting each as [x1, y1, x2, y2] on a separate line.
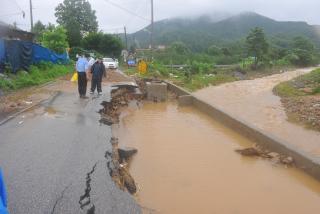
[102, 0, 150, 22]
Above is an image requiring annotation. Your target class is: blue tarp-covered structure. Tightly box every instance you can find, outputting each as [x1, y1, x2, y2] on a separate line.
[5, 40, 32, 73]
[0, 39, 69, 74]
[32, 44, 68, 64]
[0, 40, 5, 73]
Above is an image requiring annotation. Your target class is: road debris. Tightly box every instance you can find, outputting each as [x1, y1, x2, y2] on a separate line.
[235, 144, 295, 166]
[105, 137, 137, 195]
[118, 147, 138, 162]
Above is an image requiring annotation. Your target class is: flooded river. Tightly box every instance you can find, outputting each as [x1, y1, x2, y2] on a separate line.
[194, 67, 320, 157]
[117, 101, 320, 214]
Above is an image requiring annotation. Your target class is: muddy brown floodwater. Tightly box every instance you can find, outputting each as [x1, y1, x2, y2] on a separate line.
[194, 67, 320, 157]
[116, 101, 320, 214]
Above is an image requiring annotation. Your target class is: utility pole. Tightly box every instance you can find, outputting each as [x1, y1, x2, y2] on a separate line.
[124, 26, 128, 51]
[29, 0, 34, 32]
[150, 0, 154, 59]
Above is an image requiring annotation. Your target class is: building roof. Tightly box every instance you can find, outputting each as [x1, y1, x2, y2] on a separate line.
[0, 21, 34, 41]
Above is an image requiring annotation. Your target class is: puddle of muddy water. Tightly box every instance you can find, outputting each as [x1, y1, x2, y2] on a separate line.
[45, 106, 57, 115]
[117, 101, 320, 214]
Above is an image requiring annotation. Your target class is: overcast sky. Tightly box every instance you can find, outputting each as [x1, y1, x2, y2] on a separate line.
[1, 0, 320, 33]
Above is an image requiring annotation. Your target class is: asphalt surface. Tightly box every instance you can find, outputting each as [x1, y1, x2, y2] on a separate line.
[0, 85, 141, 214]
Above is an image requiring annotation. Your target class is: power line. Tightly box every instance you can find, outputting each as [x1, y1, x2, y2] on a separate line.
[102, 0, 150, 22]
[0, 12, 24, 18]
[3, 0, 26, 18]
[124, 0, 148, 29]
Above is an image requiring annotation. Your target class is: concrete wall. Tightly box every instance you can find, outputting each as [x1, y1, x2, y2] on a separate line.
[165, 81, 320, 181]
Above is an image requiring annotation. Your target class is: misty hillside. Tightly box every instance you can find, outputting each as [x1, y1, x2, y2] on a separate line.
[128, 12, 320, 51]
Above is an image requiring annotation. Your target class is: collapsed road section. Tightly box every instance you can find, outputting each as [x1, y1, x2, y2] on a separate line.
[98, 78, 320, 214]
[98, 82, 142, 196]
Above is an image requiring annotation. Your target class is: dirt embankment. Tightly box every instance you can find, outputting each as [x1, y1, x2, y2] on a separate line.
[274, 68, 320, 131]
[280, 96, 320, 131]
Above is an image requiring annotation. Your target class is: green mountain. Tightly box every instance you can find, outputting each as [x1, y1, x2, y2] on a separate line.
[128, 12, 320, 51]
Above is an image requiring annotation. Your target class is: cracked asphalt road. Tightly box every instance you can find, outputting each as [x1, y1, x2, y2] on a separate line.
[0, 83, 141, 214]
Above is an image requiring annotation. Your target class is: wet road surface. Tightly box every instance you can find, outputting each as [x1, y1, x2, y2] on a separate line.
[194, 67, 320, 157]
[0, 82, 140, 214]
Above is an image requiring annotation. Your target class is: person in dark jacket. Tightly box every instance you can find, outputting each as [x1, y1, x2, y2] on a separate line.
[90, 59, 106, 95]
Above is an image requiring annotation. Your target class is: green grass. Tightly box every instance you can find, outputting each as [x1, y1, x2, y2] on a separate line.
[0, 62, 74, 92]
[122, 65, 237, 92]
[273, 82, 305, 97]
[274, 68, 320, 97]
[181, 74, 236, 91]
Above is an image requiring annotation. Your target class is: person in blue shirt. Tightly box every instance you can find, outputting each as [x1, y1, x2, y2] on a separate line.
[0, 170, 8, 214]
[76, 54, 89, 98]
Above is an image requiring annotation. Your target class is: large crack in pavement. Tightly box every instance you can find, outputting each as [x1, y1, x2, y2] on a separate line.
[77, 83, 142, 214]
[51, 184, 71, 214]
[79, 162, 97, 214]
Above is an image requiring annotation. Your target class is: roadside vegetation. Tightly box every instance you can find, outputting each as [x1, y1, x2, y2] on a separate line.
[0, 0, 122, 93]
[274, 68, 320, 131]
[274, 69, 320, 97]
[3, 0, 320, 94]
[125, 27, 319, 91]
[0, 62, 73, 92]
[33, 0, 123, 60]
[124, 62, 238, 91]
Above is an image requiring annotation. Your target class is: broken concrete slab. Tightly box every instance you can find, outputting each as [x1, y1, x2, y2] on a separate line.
[146, 82, 167, 102]
[118, 147, 138, 161]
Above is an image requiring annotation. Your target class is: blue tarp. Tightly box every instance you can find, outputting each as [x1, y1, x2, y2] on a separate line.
[5, 40, 33, 73]
[32, 44, 69, 64]
[0, 170, 8, 214]
[0, 40, 5, 73]
[0, 39, 69, 73]
[0, 40, 4, 63]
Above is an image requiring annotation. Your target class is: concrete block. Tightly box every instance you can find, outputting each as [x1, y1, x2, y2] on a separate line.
[178, 95, 193, 106]
[146, 82, 167, 102]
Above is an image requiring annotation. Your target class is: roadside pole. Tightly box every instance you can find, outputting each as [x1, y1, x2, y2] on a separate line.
[124, 26, 128, 50]
[29, 0, 34, 32]
[150, 0, 154, 60]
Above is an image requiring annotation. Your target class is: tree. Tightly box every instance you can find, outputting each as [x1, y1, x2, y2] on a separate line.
[245, 27, 269, 69]
[169, 42, 190, 55]
[99, 34, 123, 57]
[81, 32, 123, 57]
[207, 45, 222, 56]
[65, 20, 82, 47]
[42, 26, 69, 54]
[33, 21, 46, 41]
[81, 32, 103, 51]
[55, 0, 98, 46]
[289, 36, 315, 66]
